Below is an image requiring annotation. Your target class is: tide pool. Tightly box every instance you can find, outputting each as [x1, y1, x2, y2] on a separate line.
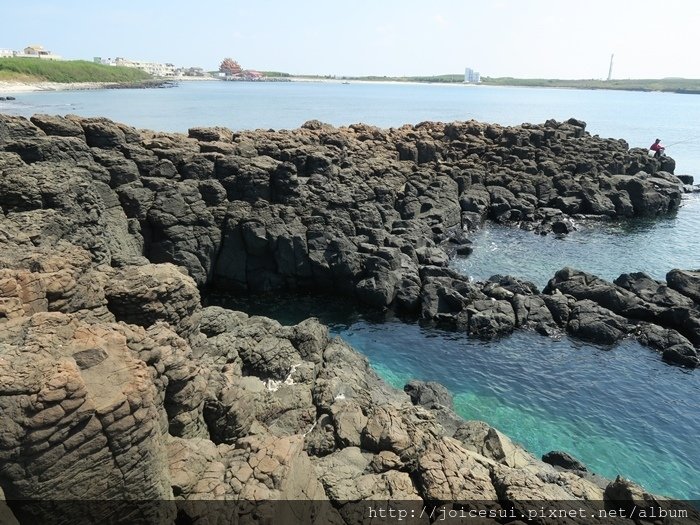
[454, 194, 700, 289]
[348, 324, 699, 500]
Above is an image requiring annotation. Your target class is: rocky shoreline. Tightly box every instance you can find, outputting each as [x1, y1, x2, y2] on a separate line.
[2, 113, 696, 367]
[0, 113, 698, 523]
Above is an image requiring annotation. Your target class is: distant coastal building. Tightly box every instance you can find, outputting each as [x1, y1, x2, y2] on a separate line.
[0, 49, 13, 58]
[221, 70, 267, 81]
[218, 57, 266, 81]
[11, 44, 61, 60]
[245, 70, 264, 80]
[464, 67, 480, 83]
[94, 57, 176, 76]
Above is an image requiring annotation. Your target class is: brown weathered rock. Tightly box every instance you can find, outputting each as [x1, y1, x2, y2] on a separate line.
[0, 312, 174, 523]
[492, 464, 604, 524]
[415, 437, 498, 501]
[170, 434, 343, 524]
[105, 263, 202, 340]
[313, 447, 420, 523]
[454, 421, 535, 469]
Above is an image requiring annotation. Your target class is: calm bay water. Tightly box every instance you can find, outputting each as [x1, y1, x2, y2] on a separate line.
[3, 81, 699, 498]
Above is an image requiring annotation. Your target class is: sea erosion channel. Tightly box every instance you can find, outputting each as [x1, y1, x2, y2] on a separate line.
[3, 80, 699, 499]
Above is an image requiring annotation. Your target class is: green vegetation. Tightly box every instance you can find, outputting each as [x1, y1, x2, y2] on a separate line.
[404, 74, 464, 83]
[261, 71, 291, 78]
[7, 58, 694, 94]
[334, 74, 465, 83]
[0, 58, 152, 83]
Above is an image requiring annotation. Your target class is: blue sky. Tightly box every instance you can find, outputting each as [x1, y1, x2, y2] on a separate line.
[2, 0, 699, 78]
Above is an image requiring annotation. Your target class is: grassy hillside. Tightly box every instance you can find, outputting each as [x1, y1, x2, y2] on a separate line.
[0, 58, 152, 83]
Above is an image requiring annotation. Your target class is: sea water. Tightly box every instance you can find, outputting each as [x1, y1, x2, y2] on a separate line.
[4, 81, 700, 498]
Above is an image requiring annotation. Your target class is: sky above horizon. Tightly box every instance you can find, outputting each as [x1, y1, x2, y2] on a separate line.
[3, 0, 699, 79]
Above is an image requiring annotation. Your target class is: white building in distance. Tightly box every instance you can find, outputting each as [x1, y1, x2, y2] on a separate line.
[95, 57, 208, 77]
[464, 67, 480, 83]
[95, 57, 176, 77]
[115, 58, 176, 77]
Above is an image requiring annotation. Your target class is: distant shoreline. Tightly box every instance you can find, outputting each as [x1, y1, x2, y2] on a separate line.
[286, 75, 700, 95]
[2, 75, 699, 96]
[288, 77, 477, 87]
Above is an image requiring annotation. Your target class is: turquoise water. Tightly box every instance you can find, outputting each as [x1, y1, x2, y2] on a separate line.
[208, 293, 700, 500]
[358, 328, 699, 501]
[4, 81, 700, 498]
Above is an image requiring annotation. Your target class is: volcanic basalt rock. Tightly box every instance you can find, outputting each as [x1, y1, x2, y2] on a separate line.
[0, 113, 697, 523]
[1, 114, 686, 287]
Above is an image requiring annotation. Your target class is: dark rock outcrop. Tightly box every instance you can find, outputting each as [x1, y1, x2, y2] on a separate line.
[1, 114, 687, 296]
[667, 269, 700, 303]
[404, 379, 453, 408]
[542, 450, 588, 472]
[544, 268, 700, 366]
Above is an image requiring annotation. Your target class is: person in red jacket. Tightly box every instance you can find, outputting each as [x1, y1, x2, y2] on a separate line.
[650, 138, 665, 158]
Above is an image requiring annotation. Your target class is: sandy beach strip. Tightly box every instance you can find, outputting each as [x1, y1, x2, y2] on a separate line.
[0, 76, 219, 94]
[0, 81, 120, 93]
